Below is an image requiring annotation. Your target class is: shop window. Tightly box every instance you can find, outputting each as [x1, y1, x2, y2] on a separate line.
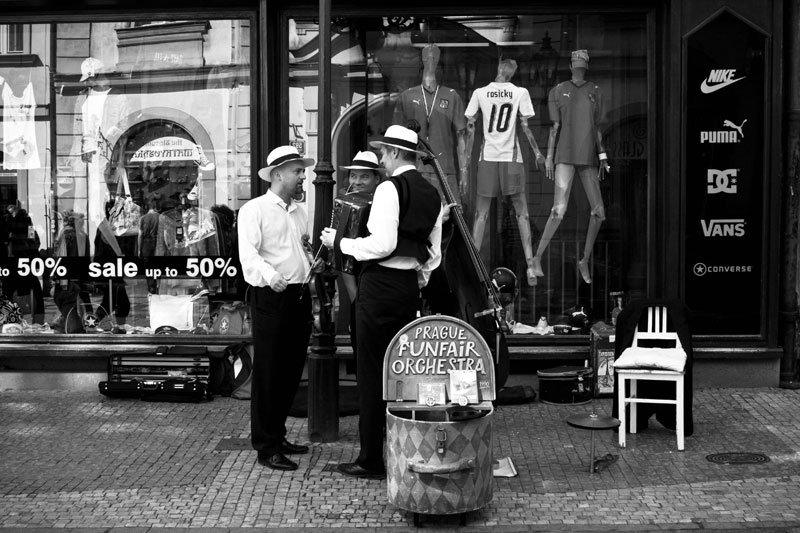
[288, 12, 649, 337]
[0, 17, 252, 336]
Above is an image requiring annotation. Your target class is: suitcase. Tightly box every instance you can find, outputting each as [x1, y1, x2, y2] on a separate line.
[108, 346, 210, 382]
[537, 365, 594, 405]
[100, 346, 210, 400]
[141, 378, 209, 403]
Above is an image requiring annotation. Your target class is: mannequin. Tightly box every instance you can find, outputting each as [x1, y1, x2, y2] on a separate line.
[72, 57, 130, 255]
[393, 44, 467, 204]
[465, 58, 544, 286]
[530, 50, 610, 284]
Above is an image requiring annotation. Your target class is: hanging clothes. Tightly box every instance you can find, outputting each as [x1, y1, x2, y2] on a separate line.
[2, 81, 41, 169]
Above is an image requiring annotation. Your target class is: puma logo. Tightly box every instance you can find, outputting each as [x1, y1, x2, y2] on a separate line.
[723, 119, 747, 138]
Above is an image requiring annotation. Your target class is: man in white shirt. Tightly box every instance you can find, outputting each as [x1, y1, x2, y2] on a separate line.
[238, 145, 319, 472]
[321, 125, 444, 479]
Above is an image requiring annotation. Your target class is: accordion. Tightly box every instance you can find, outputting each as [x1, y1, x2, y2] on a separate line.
[332, 191, 373, 274]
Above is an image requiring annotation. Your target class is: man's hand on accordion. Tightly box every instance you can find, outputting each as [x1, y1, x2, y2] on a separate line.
[320, 227, 336, 250]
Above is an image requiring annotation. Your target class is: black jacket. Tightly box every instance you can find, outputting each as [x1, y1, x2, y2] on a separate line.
[611, 299, 694, 436]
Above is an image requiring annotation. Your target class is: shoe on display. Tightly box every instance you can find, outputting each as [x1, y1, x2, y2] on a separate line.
[195, 145, 215, 171]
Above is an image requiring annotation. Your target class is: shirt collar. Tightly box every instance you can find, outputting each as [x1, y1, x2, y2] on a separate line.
[392, 164, 416, 176]
[266, 189, 296, 212]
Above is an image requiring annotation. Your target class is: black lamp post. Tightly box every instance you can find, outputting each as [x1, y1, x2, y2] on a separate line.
[307, 0, 339, 442]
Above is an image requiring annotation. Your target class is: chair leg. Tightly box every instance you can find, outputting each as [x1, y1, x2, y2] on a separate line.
[618, 374, 626, 448]
[629, 378, 638, 434]
[676, 374, 685, 451]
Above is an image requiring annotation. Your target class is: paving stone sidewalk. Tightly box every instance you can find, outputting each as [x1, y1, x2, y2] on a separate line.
[1, 386, 800, 530]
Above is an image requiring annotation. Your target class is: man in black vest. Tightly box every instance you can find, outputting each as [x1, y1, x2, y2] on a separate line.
[321, 125, 443, 479]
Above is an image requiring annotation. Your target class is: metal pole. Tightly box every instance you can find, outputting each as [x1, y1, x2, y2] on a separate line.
[307, 0, 339, 442]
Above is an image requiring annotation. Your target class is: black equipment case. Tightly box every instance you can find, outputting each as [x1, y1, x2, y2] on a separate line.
[537, 365, 594, 405]
[99, 345, 210, 401]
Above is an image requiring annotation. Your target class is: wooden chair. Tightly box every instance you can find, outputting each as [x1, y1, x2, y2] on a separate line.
[615, 305, 687, 451]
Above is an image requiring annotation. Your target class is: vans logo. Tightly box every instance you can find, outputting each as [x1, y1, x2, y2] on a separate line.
[701, 219, 746, 237]
[700, 69, 746, 94]
[707, 169, 738, 194]
[700, 119, 747, 143]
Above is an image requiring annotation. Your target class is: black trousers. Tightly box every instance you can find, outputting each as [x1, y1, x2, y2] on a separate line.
[249, 283, 312, 455]
[354, 264, 418, 471]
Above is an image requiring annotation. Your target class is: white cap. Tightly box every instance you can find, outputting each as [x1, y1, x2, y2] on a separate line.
[80, 57, 104, 81]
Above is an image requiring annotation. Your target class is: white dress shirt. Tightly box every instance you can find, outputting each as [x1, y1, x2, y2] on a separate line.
[238, 189, 310, 287]
[340, 164, 443, 288]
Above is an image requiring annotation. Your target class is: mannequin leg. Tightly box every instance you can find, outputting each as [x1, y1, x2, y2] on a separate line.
[471, 195, 493, 251]
[509, 193, 537, 286]
[531, 163, 576, 277]
[576, 166, 606, 284]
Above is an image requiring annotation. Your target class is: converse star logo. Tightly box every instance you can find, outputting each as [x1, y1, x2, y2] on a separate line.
[700, 69, 746, 94]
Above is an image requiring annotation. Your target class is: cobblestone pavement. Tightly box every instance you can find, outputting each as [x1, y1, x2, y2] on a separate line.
[1, 386, 800, 531]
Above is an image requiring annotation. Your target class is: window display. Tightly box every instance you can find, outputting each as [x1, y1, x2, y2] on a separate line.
[0, 18, 252, 335]
[291, 13, 648, 334]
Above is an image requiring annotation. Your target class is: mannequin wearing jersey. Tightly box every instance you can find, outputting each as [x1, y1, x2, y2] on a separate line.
[465, 58, 544, 286]
[393, 44, 468, 205]
[530, 50, 610, 284]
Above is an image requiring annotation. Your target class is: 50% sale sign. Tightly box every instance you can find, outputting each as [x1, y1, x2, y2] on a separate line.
[11, 257, 67, 277]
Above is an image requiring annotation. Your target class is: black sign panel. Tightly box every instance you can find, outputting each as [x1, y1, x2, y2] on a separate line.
[685, 12, 766, 335]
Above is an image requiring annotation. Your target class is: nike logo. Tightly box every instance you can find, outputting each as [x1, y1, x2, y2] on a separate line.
[700, 69, 746, 94]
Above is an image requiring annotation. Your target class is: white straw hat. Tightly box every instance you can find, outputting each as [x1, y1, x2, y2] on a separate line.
[369, 125, 424, 156]
[341, 151, 386, 173]
[257, 145, 315, 181]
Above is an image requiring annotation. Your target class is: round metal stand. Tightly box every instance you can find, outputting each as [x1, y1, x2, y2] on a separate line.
[566, 411, 621, 473]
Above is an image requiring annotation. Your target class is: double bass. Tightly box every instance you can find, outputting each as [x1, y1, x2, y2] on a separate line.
[408, 120, 511, 389]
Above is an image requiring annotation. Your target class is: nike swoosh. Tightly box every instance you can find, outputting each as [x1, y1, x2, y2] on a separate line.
[700, 76, 746, 94]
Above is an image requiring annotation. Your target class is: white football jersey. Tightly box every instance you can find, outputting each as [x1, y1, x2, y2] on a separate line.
[465, 82, 534, 162]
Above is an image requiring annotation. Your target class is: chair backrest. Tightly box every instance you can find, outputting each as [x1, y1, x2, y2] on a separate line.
[631, 306, 682, 349]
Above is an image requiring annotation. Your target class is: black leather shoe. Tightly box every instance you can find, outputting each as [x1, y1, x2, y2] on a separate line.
[336, 462, 386, 480]
[280, 439, 309, 455]
[257, 452, 298, 471]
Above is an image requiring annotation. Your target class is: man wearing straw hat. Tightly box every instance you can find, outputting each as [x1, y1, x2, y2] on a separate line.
[338, 151, 385, 364]
[238, 145, 320, 472]
[322, 125, 444, 479]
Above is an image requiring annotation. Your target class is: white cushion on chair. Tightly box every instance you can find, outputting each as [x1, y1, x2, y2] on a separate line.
[614, 347, 687, 372]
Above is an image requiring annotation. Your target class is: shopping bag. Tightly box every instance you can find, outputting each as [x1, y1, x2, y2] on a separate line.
[148, 291, 209, 331]
[109, 167, 141, 237]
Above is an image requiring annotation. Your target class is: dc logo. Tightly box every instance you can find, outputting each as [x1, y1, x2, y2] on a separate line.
[693, 263, 708, 276]
[707, 169, 737, 194]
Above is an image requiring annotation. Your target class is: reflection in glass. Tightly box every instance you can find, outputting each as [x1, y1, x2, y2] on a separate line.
[0, 18, 251, 334]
